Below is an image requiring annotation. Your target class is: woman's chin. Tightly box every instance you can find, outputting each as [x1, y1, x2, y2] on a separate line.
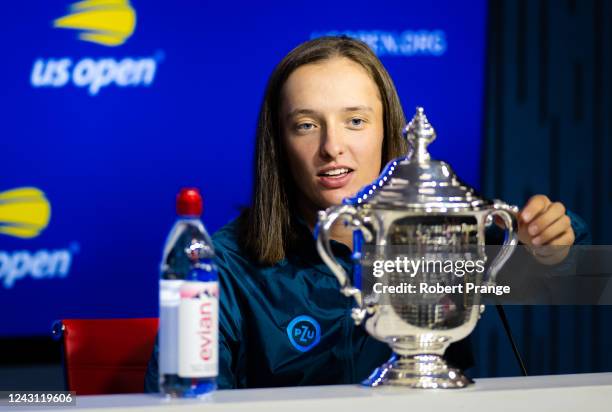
[319, 190, 356, 208]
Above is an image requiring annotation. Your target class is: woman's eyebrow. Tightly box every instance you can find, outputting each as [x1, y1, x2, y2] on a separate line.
[286, 108, 318, 119]
[342, 106, 373, 112]
[286, 106, 373, 119]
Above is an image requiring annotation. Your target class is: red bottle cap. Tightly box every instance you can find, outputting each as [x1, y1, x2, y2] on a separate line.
[176, 188, 203, 217]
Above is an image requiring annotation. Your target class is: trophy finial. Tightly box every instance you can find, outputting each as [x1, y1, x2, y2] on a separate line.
[404, 106, 436, 162]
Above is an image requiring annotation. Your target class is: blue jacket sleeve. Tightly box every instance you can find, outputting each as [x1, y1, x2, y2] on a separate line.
[567, 210, 591, 245]
[215, 245, 246, 389]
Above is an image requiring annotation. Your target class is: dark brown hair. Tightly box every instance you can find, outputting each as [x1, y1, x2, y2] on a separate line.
[241, 36, 407, 265]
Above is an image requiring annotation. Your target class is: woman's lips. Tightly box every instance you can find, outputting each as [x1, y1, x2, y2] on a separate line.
[317, 170, 354, 189]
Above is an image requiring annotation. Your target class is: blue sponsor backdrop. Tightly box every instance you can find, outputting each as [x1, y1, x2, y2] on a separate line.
[0, 0, 487, 336]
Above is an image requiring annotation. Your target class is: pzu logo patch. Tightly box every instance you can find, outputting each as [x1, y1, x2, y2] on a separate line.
[287, 315, 321, 352]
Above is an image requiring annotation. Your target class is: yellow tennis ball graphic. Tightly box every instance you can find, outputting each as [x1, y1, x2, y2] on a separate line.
[0, 187, 51, 239]
[54, 0, 136, 47]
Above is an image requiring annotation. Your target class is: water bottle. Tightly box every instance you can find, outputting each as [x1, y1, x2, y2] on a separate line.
[159, 188, 218, 397]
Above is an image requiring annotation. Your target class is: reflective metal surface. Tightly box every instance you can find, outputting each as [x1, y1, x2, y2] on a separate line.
[317, 107, 519, 388]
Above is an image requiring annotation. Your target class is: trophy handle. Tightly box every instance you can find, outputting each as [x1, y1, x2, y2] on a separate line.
[485, 200, 519, 284]
[316, 205, 373, 323]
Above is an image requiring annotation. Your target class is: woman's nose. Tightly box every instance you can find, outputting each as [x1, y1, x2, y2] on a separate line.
[319, 124, 345, 159]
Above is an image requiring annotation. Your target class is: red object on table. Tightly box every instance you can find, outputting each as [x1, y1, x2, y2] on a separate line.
[54, 318, 158, 395]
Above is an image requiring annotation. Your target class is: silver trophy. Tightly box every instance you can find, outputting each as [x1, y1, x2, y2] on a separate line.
[316, 107, 518, 388]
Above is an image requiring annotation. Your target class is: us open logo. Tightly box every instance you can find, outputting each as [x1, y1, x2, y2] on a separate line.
[286, 315, 321, 352]
[53, 0, 137, 47]
[0, 187, 77, 289]
[30, 0, 162, 95]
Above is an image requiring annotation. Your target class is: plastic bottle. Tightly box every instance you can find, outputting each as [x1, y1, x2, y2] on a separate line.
[159, 188, 218, 397]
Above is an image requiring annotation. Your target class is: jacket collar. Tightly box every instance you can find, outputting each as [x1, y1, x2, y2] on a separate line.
[288, 214, 352, 272]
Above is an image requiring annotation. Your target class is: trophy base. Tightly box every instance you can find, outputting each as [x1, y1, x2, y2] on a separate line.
[362, 354, 473, 389]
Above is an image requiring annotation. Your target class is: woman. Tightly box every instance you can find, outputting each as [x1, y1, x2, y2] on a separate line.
[146, 36, 586, 390]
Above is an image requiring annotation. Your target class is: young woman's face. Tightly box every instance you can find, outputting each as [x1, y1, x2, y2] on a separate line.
[281, 57, 384, 214]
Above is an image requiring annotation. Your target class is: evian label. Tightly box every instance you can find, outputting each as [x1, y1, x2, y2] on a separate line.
[178, 281, 219, 378]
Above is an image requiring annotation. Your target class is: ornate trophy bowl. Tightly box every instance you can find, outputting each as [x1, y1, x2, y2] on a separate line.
[316, 107, 518, 388]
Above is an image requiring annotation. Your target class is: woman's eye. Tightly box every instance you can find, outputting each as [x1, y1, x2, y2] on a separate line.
[296, 123, 315, 131]
[349, 118, 365, 127]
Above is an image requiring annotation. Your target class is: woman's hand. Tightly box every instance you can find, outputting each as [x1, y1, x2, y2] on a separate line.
[518, 195, 575, 265]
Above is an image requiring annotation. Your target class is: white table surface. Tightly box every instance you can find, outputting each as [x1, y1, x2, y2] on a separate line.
[8, 373, 612, 412]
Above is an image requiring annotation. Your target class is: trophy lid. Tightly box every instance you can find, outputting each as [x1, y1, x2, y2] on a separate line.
[345, 107, 491, 212]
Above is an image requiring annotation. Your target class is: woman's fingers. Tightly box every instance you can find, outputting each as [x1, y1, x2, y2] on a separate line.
[528, 202, 567, 243]
[532, 213, 571, 245]
[520, 195, 552, 224]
